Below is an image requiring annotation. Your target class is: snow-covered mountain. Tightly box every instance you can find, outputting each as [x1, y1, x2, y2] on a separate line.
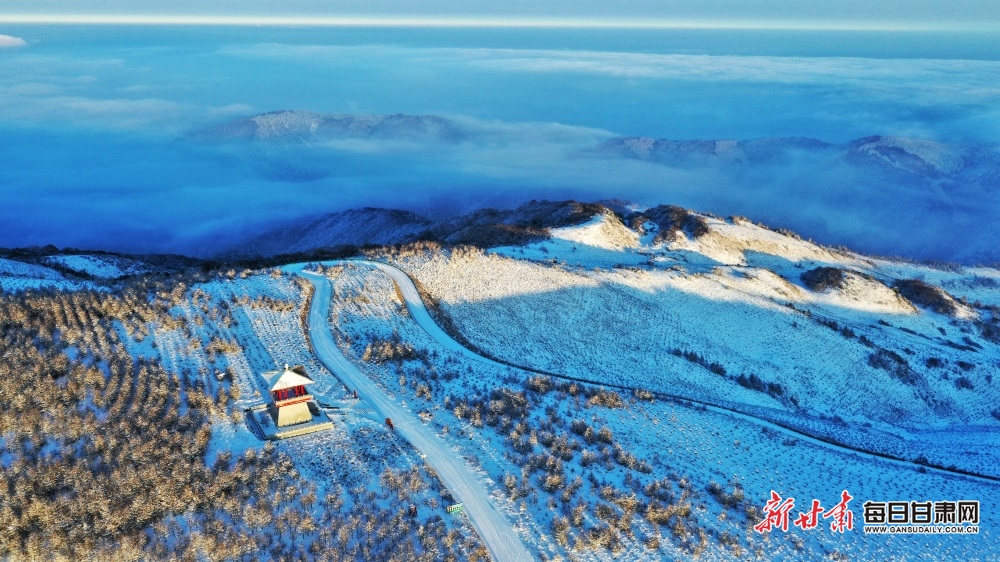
[388, 204, 1000, 475]
[844, 135, 969, 177]
[598, 133, 995, 181]
[596, 136, 832, 166]
[224, 200, 608, 258]
[195, 110, 465, 143]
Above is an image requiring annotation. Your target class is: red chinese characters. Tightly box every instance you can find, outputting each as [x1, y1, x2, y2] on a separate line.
[753, 490, 795, 533]
[755, 490, 854, 534]
[794, 499, 824, 530]
[823, 490, 854, 533]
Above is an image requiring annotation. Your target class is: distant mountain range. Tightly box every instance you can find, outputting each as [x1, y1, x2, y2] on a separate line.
[197, 110, 1000, 184]
[193, 110, 465, 143]
[597, 134, 1000, 181]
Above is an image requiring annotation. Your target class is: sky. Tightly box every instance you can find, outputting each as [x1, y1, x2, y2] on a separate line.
[1, 14, 999, 262]
[2, 0, 998, 30]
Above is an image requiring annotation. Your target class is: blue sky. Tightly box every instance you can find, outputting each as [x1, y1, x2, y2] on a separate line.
[2, 0, 998, 30]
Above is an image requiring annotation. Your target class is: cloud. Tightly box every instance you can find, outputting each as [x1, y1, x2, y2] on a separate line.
[208, 103, 256, 116]
[3, 29, 1000, 262]
[0, 35, 27, 48]
[219, 42, 1000, 143]
[0, 94, 188, 131]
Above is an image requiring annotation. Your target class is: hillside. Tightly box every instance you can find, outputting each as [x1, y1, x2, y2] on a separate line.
[387, 206, 1000, 477]
[224, 200, 609, 258]
[2, 201, 997, 560]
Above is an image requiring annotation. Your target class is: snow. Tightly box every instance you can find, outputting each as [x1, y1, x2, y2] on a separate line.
[15, 207, 999, 559]
[0, 257, 95, 292]
[303, 257, 1000, 560]
[44, 254, 151, 278]
[301, 270, 533, 562]
[389, 215, 1000, 479]
[0, 257, 64, 279]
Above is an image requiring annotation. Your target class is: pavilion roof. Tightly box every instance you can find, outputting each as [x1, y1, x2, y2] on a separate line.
[262, 364, 315, 391]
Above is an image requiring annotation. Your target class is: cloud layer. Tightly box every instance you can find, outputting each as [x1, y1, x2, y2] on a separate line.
[1, 26, 998, 262]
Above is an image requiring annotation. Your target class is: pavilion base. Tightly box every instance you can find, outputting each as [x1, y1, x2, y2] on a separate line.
[246, 401, 333, 440]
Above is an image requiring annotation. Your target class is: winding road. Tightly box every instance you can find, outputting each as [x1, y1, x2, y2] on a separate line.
[298, 269, 535, 562]
[296, 260, 1000, 488]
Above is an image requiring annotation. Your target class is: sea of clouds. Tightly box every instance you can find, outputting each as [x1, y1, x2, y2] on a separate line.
[1, 25, 999, 261]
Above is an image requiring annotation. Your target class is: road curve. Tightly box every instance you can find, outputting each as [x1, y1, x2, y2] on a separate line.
[299, 270, 535, 562]
[363, 261, 511, 369]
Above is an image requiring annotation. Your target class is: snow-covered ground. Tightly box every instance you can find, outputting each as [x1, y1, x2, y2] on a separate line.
[127, 267, 489, 558]
[44, 254, 153, 278]
[0, 256, 94, 292]
[300, 270, 533, 562]
[396, 250, 998, 425]
[13, 206, 997, 560]
[0, 257, 64, 279]
[309, 258, 1000, 560]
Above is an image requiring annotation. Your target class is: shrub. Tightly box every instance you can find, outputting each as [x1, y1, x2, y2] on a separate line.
[643, 205, 710, 241]
[893, 279, 958, 315]
[868, 348, 920, 385]
[736, 374, 766, 392]
[801, 267, 846, 292]
[362, 336, 422, 364]
[541, 472, 567, 492]
[634, 389, 655, 402]
[552, 516, 570, 546]
[954, 377, 974, 390]
[525, 375, 554, 394]
[587, 389, 626, 409]
[597, 426, 614, 444]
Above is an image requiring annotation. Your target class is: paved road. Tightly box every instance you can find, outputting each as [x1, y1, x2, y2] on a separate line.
[298, 270, 535, 562]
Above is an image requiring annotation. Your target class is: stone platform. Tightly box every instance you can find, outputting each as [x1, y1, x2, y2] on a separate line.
[245, 401, 333, 440]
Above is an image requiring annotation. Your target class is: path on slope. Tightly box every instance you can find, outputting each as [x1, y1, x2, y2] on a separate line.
[299, 271, 535, 562]
[328, 260, 1000, 486]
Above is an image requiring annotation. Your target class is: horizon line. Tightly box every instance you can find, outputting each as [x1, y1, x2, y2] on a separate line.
[0, 13, 996, 32]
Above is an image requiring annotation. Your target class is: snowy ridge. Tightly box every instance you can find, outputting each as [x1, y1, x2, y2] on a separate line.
[390, 208, 1000, 477]
[0, 257, 63, 279]
[848, 135, 967, 175]
[548, 211, 639, 251]
[814, 270, 918, 316]
[233, 208, 431, 258]
[0, 256, 96, 292]
[599, 133, 975, 177]
[44, 254, 152, 279]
